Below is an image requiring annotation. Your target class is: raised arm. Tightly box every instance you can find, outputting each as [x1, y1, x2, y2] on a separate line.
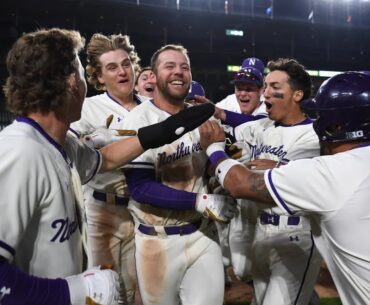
[199, 120, 274, 204]
[99, 103, 215, 172]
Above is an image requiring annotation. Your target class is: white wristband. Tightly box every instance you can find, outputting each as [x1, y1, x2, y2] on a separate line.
[206, 142, 226, 157]
[215, 159, 240, 188]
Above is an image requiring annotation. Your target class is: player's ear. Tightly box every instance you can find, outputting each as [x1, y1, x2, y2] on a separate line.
[68, 72, 78, 91]
[293, 90, 304, 103]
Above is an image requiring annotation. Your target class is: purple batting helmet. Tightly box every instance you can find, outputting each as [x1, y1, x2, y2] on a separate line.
[187, 80, 206, 100]
[301, 71, 370, 142]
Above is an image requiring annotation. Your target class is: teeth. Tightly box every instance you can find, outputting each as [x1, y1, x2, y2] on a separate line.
[171, 80, 183, 85]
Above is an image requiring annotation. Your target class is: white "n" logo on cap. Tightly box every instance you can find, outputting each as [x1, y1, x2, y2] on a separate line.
[249, 58, 256, 66]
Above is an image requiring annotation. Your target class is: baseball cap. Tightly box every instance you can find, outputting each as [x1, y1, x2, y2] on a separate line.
[186, 80, 206, 100]
[241, 57, 265, 74]
[233, 67, 263, 88]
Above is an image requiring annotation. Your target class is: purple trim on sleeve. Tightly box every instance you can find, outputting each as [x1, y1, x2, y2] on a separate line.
[209, 151, 228, 166]
[0, 240, 15, 257]
[224, 110, 265, 128]
[0, 259, 70, 305]
[84, 150, 101, 184]
[126, 168, 197, 210]
[267, 170, 294, 215]
[68, 128, 80, 139]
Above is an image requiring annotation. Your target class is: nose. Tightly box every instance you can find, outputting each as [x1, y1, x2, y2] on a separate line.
[118, 65, 127, 75]
[263, 86, 271, 99]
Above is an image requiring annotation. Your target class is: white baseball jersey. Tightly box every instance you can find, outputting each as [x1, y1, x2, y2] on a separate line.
[241, 117, 319, 214]
[0, 118, 100, 278]
[217, 93, 266, 115]
[71, 92, 144, 194]
[123, 101, 209, 226]
[265, 144, 370, 305]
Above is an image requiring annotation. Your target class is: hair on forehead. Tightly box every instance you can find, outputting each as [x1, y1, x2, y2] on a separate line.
[150, 44, 190, 73]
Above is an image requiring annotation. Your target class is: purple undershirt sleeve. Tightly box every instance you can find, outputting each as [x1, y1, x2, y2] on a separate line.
[125, 168, 197, 210]
[0, 257, 70, 305]
[224, 110, 265, 127]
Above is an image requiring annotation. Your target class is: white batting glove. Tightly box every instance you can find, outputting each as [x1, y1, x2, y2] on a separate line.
[66, 266, 120, 305]
[195, 194, 237, 224]
[82, 127, 120, 149]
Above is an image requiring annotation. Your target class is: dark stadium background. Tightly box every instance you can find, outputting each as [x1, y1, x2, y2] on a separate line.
[1, 0, 370, 129]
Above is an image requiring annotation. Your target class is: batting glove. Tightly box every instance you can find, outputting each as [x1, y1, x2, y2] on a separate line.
[137, 103, 215, 150]
[195, 194, 237, 224]
[82, 127, 122, 149]
[66, 266, 120, 305]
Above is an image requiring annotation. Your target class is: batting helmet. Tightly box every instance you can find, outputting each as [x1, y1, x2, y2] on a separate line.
[186, 80, 206, 100]
[301, 71, 370, 142]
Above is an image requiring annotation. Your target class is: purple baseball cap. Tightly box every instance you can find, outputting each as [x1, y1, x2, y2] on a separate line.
[187, 80, 206, 100]
[241, 57, 265, 74]
[232, 57, 265, 87]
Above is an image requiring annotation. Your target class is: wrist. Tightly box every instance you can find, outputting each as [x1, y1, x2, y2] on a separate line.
[206, 142, 225, 156]
[215, 159, 240, 188]
[65, 275, 87, 305]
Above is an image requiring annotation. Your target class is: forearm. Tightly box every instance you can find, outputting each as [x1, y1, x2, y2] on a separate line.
[0, 258, 70, 305]
[99, 137, 144, 172]
[224, 110, 264, 127]
[126, 169, 197, 210]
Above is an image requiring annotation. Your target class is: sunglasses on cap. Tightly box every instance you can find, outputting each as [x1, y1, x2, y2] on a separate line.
[233, 70, 262, 87]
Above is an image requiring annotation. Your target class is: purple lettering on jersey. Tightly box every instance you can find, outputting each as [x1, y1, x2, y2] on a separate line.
[50, 218, 78, 243]
[157, 141, 201, 166]
[252, 144, 287, 160]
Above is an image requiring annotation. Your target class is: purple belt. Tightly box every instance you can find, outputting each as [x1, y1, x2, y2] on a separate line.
[260, 212, 300, 226]
[138, 219, 202, 236]
[92, 190, 129, 206]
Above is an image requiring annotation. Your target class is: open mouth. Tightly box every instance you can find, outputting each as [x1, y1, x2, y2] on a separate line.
[265, 101, 272, 110]
[118, 79, 128, 84]
[240, 99, 250, 104]
[144, 85, 155, 92]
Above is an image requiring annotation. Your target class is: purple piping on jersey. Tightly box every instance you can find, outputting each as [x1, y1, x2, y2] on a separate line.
[84, 150, 101, 184]
[149, 99, 190, 116]
[128, 161, 155, 167]
[224, 110, 265, 128]
[352, 142, 370, 150]
[0, 260, 70, 305]
[0, 240, 15, 257]
[267, 170, 294, 215]
[106, 92, 142, 109]
[68, 127, 80, 139]
[126, 168, 197, 210]
[16, 116, 70, 166]
[274, 118, 313, 128]
[293, 232, 316, 305]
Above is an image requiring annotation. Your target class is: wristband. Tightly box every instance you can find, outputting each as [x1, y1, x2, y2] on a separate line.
[215, 159, 240, 188]
[205, 142, 226, 156]
[209, 151, 228, 167]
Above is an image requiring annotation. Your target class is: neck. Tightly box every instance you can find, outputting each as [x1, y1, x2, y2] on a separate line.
[107, 91, 135, 108]
[153, 91, 185, 115]
[279, 111, 306, 126]
[27, 111, 69, 145]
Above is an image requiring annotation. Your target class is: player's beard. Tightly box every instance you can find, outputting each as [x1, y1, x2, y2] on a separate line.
[156, 78, 190, 103]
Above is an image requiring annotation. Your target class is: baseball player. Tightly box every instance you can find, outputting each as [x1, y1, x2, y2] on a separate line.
[134, 66, 156, 99]
[122, 44, 237, 305]
[207, 59, 323, 305]
[0, 28, 216, 305]
[217, 57, 266, 116]
[216, 58, 267, 284]
[200, 71, 370, 305]
[71, 33, 142, 305]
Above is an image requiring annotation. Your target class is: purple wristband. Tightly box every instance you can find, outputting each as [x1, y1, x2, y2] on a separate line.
[209, 151, 228, 166]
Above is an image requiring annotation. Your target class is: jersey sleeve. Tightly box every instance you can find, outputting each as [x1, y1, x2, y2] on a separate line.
[65, 134, 101, 184]
[264, 157, 343, 215]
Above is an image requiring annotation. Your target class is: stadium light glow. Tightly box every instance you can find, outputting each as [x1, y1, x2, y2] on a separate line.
[225, 29, 244, 37]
